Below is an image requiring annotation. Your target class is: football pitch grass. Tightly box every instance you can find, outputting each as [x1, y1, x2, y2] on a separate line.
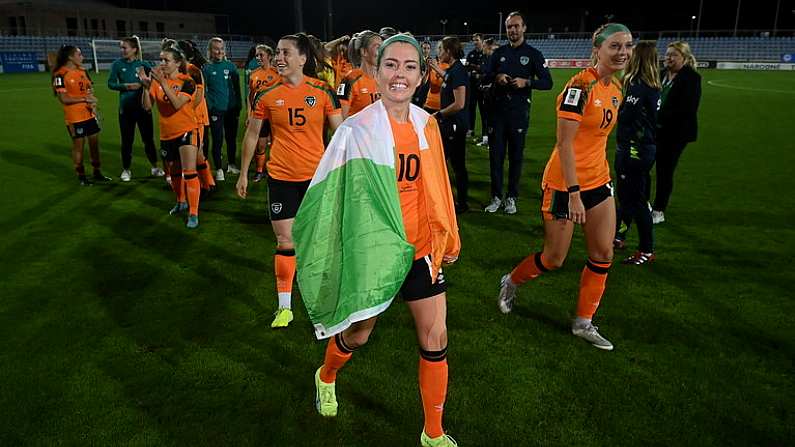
[0, 69, 793, 446]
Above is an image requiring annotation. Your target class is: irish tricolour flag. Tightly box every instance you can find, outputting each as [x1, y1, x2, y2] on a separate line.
[293, 101, 421, 339]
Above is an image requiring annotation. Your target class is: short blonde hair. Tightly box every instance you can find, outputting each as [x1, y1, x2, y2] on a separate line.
[668, 41, 697, 69]
[207, 37, 225, 60]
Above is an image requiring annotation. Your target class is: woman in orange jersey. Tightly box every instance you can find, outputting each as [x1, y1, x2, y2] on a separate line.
[246, 44, 280, 183]
[236, 33, 343, 328]
[329, 37, 352, 88]
[52, 45, 112, 186]
[424, 42, 449, 113]
[177, 39, 216, 195]
[309, 34, 460, 447]
[337, 30, 382, 119]
[496, 24, 635, 351]
[139, 45, 202, 229]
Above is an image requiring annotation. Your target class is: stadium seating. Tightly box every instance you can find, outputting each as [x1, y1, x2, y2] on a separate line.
[459, 36, 795, 61]
[0, 35, 255, 64]
[1, 35, 792, 64]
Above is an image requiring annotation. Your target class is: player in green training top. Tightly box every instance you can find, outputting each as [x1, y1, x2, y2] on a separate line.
[107, 35, 165, 182]
[202, 37, 242, 180]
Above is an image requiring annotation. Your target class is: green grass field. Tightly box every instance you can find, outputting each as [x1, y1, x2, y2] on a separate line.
[0, 69, 793, 446]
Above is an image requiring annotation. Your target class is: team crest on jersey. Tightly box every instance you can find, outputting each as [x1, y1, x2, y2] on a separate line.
[305, 95, 317, 107]
[499, 56, 506, 62]
[360, 88, 369, 94]
[520, 56, 530, 65]
[271, 202, 283, 214]
[275, 99, 285, 106]
[223, 69, 229, 75]
[612, 96, 619, 108]
[594, 99, 603, 107]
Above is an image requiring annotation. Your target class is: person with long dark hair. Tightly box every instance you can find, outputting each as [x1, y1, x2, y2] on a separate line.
[652, 41, 702, 224]
[497, 24, 634, 351]
[139, 46, 202, 229]
[203, 37, 241, 181]
[433, 36, 469, 213]
[613, 41, 661, 265]
[52, 45, 111, 185]
[236, 33, 343, 328]
[107, 36, 163, 182]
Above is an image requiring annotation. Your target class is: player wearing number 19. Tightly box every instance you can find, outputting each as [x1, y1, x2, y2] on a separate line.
[496, 24, 634, 351]
[236, 33, 342, 328]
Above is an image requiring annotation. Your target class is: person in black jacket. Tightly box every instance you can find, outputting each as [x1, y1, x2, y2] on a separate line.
[483, 11, 553, 215]
[613, 41, 661, 265]
[430, 36, 469, 213]
[465, 33, 488, 144]
[652, 41, 701, 224]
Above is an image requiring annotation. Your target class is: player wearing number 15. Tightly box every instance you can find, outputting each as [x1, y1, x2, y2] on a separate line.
[236, 33, 342, 329]
[497, 24, 634, 351]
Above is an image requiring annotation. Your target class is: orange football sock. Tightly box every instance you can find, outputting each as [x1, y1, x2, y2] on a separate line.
[170, 169, 184, 202]
[183, 170, 200, 215]
[510, 252, 553, 285]
[419, 349, 448, 439]
[275, 249, 296, 308]
[576, 258, 611, 319]
[320, 333, 354, 384]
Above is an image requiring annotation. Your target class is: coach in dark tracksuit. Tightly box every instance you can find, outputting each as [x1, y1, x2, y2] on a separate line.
[652, 42, 702, 224]
[465, 34, 488, 143]
[483, 11, 552, 214]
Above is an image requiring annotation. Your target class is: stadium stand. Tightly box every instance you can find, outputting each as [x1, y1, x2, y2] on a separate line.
[457, 36, 795, 62]
[0, 34, 792, 68]
[0, 35, 255, 65]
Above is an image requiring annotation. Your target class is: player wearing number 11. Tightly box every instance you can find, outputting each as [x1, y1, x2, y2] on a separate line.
[236, 33, 342, 329]
[496, 23, 633, 351]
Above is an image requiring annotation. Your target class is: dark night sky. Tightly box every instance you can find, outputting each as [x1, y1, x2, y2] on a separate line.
[110, 0, 794, 41]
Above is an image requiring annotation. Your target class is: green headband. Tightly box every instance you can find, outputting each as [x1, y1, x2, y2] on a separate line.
[377, 33, 426, 72]
[594, 23, 631, 46]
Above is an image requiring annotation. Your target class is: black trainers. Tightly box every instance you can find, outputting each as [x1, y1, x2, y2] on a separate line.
[92, 171, 112, 182]
[78, 175, 92, 186]
[622, 251, 655, 265]
[253, 171, 265, 183]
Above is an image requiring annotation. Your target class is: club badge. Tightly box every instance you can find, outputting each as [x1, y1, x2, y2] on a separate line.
[305, 95, 317, 107]
[520, 56, 530, 65]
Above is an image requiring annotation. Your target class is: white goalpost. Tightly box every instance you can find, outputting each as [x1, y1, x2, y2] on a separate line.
[90, 39, 165, 73]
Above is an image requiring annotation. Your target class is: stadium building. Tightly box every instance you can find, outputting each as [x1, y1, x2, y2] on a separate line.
[0, 0, 223, 38]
